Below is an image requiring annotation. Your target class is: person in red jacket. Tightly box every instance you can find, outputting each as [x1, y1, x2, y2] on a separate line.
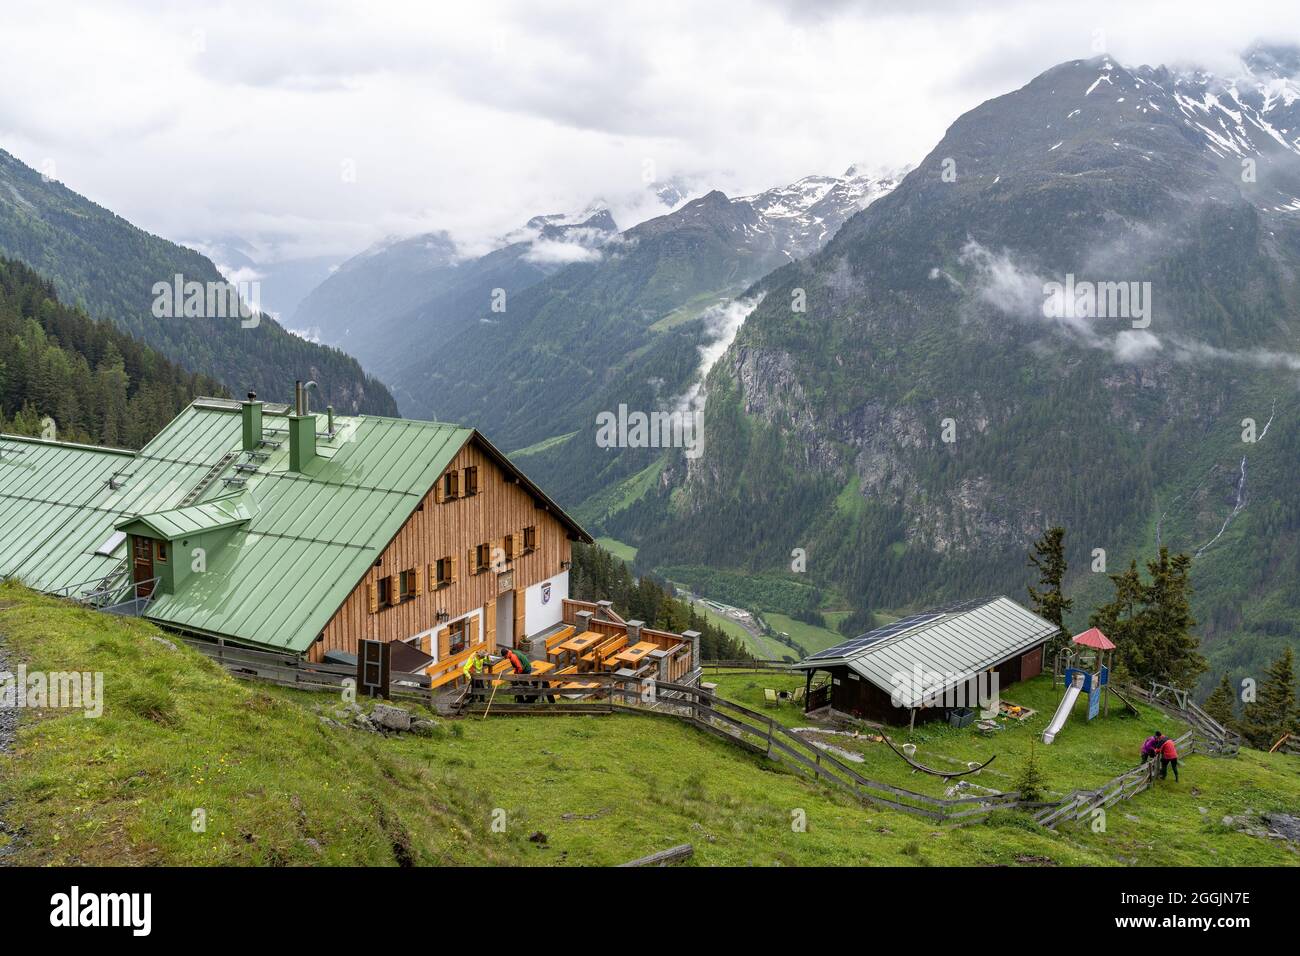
[1158, 734, 1179, 781]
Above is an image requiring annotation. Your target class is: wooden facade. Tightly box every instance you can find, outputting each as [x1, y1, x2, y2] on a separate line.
[310, 437, 577, 663]
[820, 641, 1049, 726]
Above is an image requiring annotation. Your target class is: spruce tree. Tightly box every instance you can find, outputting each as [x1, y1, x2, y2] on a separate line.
[1027, 527, 1072, 661]
[1090, 560, 1145, 674]
[1013, 739, 1046, 802]
[1142, 548, 1205, 688]
[1202, 673, 1237, 728]
[1239, 648, 1297, 750]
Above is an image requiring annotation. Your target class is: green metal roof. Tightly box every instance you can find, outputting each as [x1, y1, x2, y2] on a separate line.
[115, 495, 253, 540]
[0, 400, 532, 652]
[2, 398, 589, 652]
[142, 407, 472, 652]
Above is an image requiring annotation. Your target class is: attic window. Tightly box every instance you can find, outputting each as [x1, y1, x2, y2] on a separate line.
[474, 543, 491, 572]
[463, 466, 479, 496]
[522, 526, 537, 553]
[94, 531, 127, 557]
[443, 470, 460, 500]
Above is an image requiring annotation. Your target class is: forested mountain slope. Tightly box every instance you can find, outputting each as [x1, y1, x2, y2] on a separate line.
[0, 148, 395, 414]
[611, 52, 1300, 686]
[0, 256, 222, 447]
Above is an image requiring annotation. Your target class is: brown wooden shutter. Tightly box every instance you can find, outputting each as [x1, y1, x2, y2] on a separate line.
[389, 574, 398, 604]
[367, 581, 378, 614]
[414, 566, 424, 596]
[483, 605, 495, 648]
[448, 554, 457, 584]
[435, 479, 445, 504]
[467, 547, 476, 575]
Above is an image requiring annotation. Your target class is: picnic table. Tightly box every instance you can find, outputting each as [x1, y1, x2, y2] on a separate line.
[549, 631, 602, 667]
[612, 641, 659, 667]
[557, 631, 602, 655]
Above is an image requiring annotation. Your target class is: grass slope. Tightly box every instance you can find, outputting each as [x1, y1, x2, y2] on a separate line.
[2, 585, 1296, 867]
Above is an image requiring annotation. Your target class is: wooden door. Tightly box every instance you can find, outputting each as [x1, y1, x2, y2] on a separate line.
[131, 536, 155, 598]
[513, 588, 526, 647]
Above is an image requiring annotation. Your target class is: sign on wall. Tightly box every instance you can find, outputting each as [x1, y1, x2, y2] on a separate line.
[357, 638, 390, 700]
[496, 569, 515, 594]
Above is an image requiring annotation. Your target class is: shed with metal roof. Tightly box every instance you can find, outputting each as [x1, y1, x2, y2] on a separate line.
[792, 596, 1056, 726]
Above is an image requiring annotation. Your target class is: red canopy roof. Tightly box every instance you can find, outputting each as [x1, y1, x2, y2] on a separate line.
[1072, 627, 1116, 650]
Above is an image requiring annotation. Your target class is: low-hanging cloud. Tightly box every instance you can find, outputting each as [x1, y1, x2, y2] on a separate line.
[951, 239, 1300, 375]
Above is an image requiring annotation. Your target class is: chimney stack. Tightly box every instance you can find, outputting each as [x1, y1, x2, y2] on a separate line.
[289, 380, 317, 473]
[241, 391, 262, 452]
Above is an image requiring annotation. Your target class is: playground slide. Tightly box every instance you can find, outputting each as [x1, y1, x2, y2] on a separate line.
[1042, 674, 1084, 744]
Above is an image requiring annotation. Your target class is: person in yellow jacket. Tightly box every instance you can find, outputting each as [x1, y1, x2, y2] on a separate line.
[461, 650, 487, 682]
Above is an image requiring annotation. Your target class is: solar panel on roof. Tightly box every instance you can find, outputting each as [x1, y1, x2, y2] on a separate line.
[805, 611, 946, 661]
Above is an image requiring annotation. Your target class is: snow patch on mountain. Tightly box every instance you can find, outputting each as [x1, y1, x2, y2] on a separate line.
[735, 164, 904, 259]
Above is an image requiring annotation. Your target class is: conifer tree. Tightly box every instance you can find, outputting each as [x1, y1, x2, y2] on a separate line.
[1142, 548, 1205, 688]
[1239, 648, 1297, 749]
[1027, 526, 1072, 660]
[1202, 673, 1237, 728]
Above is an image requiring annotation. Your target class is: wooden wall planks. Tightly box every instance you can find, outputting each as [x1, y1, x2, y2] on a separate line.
[311, 438, 574, 662]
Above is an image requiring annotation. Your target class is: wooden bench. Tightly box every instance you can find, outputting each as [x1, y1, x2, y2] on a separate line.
[580, 633, 623, 666]
[543, 626, 577, 660]
[593, 635, 629, 670]
[427, 645, 488, 689]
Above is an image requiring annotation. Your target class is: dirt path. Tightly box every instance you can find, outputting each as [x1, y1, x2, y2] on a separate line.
[0, 616, 18, 862]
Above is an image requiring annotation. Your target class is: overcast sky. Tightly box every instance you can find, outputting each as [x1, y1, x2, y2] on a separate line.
[2, 0, 1297, 265]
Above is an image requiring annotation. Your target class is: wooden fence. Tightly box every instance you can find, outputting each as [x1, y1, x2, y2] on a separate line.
[468, 672, 1054, 825]
[180, 636, 436, 706]
[181, 636, 1228, 831]
[702, 659, 797, 674]
[1122, 683, 1241, 756]
[1034, 730, 1196, 829]
[1269, 732, 1300, 757]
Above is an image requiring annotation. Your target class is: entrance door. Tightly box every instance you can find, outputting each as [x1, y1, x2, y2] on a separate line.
[131, 536, 156, 598]
[496, 590, 515, 647]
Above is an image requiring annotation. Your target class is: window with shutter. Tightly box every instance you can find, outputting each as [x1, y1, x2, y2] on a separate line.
[464, 466, 479, 496]
[367, 581, 378, 614]
[523, 525, 537, 552]
[434, 557, 453, 588]
[503, 534, 514, 562]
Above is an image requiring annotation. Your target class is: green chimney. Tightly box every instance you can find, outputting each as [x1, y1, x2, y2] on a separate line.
[288, 415, 314, 472]
[241, 393, 262, 452]
[289, 381, 316, 472]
